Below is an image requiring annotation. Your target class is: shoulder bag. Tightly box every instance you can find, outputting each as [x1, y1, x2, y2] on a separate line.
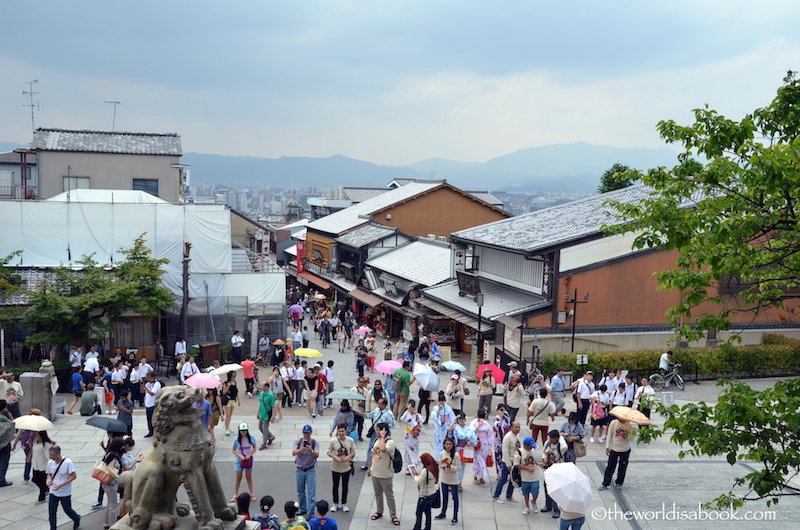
[569, 424, 587, 458]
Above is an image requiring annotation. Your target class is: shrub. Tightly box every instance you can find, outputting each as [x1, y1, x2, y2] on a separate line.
[541, 344, 800, 379]
[762, 333, 798, 345]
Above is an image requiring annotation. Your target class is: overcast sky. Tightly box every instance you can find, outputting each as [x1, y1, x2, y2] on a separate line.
[2, 1, 799, 166]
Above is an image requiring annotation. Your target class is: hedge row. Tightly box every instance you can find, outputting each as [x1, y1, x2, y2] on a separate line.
[541, 343, 800, 379]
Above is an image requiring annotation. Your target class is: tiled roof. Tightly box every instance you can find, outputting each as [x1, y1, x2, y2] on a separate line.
[32, 128, 182, 156]
[366, 238, 452, 287]
[0, 268, 62, 306]
[336, 223, 399, 248]
[421, 278, 549, 320]
[451, 185, 654, 254]
[465, 191, 503, 207]
[307, 182, 441, 235]
[0, 151, 36, 164]
[341, 187, 390, 203]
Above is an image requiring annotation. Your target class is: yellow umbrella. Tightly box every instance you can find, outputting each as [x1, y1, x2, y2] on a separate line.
[293, 348, 323, 358]
[312, 294, 327, 299]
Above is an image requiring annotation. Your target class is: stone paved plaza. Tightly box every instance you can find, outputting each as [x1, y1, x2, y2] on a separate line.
[2, 328, 799, 529]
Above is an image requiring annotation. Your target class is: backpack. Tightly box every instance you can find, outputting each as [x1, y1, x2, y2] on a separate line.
[591, 401, 606, 420]
[510, 449, 523, 488]
[545, 440, 573, 464]
[392, 370, 405, 394]
[390, 441, 403, 473]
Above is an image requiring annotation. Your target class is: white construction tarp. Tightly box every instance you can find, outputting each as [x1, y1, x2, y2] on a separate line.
[0, 201, 231, 275]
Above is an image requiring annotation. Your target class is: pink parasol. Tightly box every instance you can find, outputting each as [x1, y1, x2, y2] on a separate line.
[475, 363, 506, 384]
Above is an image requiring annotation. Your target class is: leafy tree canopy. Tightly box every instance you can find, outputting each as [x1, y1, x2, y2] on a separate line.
[21, 235, 173, 347]
[605, 71, 800, 343]
[639, 377, 800, 508]
[597, 162, 635, 193]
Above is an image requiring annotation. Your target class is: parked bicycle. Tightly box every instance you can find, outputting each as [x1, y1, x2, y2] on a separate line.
[650, 364, 684, 391]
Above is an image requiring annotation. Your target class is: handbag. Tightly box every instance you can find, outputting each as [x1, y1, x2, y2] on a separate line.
[92, 460, 115, 485]
[431, 489, 441, 509]
[348, 429, 359, 442]
[573, 440, 587, 458]
[486, 453, 494, 468]
[240, 455, 253, 469]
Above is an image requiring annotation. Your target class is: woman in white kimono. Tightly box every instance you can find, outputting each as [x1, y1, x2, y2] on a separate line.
[400, 399, 424, 472]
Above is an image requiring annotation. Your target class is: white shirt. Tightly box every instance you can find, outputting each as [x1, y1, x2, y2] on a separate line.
[623, 382, 636, 404]
[175, 341, 187, 356]
[144, 381, 162, 407]
[83, 357, 100, 374]
[46, 457, 76, 497]
[111, 369, 125, 385]
[577, 379, 595, 399]
[634, 384, 656, 409]
[85, 350, 100, 359]
[181, 362, 199, 381]
[133, 363, 153, 382]
[258, 337, 269, 351]
[231, 334, 245, 348]
[292, 331, 303, 345]
[69, 351, 82, 368]
[280, 366, 293, 382]
[611, 389, 627, 406]
[293, 367, 305, 381]
[602, 376, 620, 394]
[659, 353, 672, 371]
[323, 367, 334, 383]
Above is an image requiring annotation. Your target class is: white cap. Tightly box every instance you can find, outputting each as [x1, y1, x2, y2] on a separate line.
[238, 422, 249, 431]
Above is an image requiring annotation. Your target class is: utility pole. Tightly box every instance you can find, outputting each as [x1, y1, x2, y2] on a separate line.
[565, 288, 589, 352]
[22, 80, 40, 137]
[177, 242, 192, 344]
[104, 101, 121, 131]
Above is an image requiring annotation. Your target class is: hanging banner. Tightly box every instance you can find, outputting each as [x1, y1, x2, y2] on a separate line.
[296, 242, 306, 273]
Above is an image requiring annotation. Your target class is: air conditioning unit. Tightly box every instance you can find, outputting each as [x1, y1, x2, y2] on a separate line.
[428, 234, 436, 240]
[437, 236, 446, 242]
[180, 169, 191, 186]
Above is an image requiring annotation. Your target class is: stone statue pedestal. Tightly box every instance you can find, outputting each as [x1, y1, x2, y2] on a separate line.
[111, 513, 248, 530]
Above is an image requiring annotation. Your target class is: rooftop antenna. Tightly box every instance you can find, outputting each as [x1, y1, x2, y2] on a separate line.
[21, 80, 40, 138]
[104, 101, 121, 131]
[428, 170, 438, 180]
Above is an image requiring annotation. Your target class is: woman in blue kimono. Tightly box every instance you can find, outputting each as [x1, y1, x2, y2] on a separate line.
[447, 412, 477, 489]
[431, 391, 454, 457]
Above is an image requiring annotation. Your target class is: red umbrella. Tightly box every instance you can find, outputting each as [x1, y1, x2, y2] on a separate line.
[475, 363, 506, 384]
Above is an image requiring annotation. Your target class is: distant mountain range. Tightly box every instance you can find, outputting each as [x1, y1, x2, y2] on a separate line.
[3, 138, 680, 194]
[183, 143, 679, 193]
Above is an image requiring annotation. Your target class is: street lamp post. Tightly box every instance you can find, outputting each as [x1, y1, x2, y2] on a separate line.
[565, 289, 589, 353]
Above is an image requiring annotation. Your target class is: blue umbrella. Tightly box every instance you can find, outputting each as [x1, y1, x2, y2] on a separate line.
[441, 361, 467, 372]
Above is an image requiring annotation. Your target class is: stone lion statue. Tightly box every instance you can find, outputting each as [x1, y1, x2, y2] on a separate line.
[116, 385, 236, 530]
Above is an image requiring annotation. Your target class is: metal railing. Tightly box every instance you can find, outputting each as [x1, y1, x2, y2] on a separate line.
[0, 185, 38, 200]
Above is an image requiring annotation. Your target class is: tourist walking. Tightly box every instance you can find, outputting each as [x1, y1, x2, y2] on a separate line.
[477, 368, 496, 413]
[329, 400, 355, 437]
[550, 367, 568, 415]
[436, 437, 461, 523]
[231, 423, 257, 501]
[222, 372, 241, 435]
[100, 439, 123, 529]
[362, 398, 394, 469]
[492, 420, 521, 504]
[257, 380, 276, 450]
[431, 392, 454, 457]
[142, 371, 161, 438]
[599, 416, 633, 491]
[31, 430, 55, 504]
[327, 424, 356, 513]
[504, 374, 527, 423]
[292, 425, 319, 516]
[46, 445, 80, 530]
[412, 453, 439, 530]
[527, 388, 555, 447]
[400, 400, 424, 469]
[366, 423, 399, 526]
[514, 436, 544, 515]
[469, 409, 494, 485]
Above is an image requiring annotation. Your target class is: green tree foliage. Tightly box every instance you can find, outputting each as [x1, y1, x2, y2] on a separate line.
[639, 378, 800, 508]
[597, 162, 635, 193]
[0, 251, 24, 329]
[605, 72, 800, 344]
[22, 235, 173, 347]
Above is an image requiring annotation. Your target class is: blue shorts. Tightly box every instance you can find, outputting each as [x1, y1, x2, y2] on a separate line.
[521, 481, 540, 497]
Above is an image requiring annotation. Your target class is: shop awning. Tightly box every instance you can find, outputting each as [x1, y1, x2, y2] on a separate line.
[416, 297, 493, 333]
[298, 271, 331, 290]
[348, 288, 384, 308]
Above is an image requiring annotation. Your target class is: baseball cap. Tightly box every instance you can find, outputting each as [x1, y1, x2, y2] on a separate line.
[523, 436, 536, 447]
[451, 374, 459, 380]
[238, 422, 249, 431]
[302, 424, 313, 433]
[508, 361, 518, 367]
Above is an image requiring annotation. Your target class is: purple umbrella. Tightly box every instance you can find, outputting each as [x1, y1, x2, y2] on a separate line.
[288, 304, 303, 315]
